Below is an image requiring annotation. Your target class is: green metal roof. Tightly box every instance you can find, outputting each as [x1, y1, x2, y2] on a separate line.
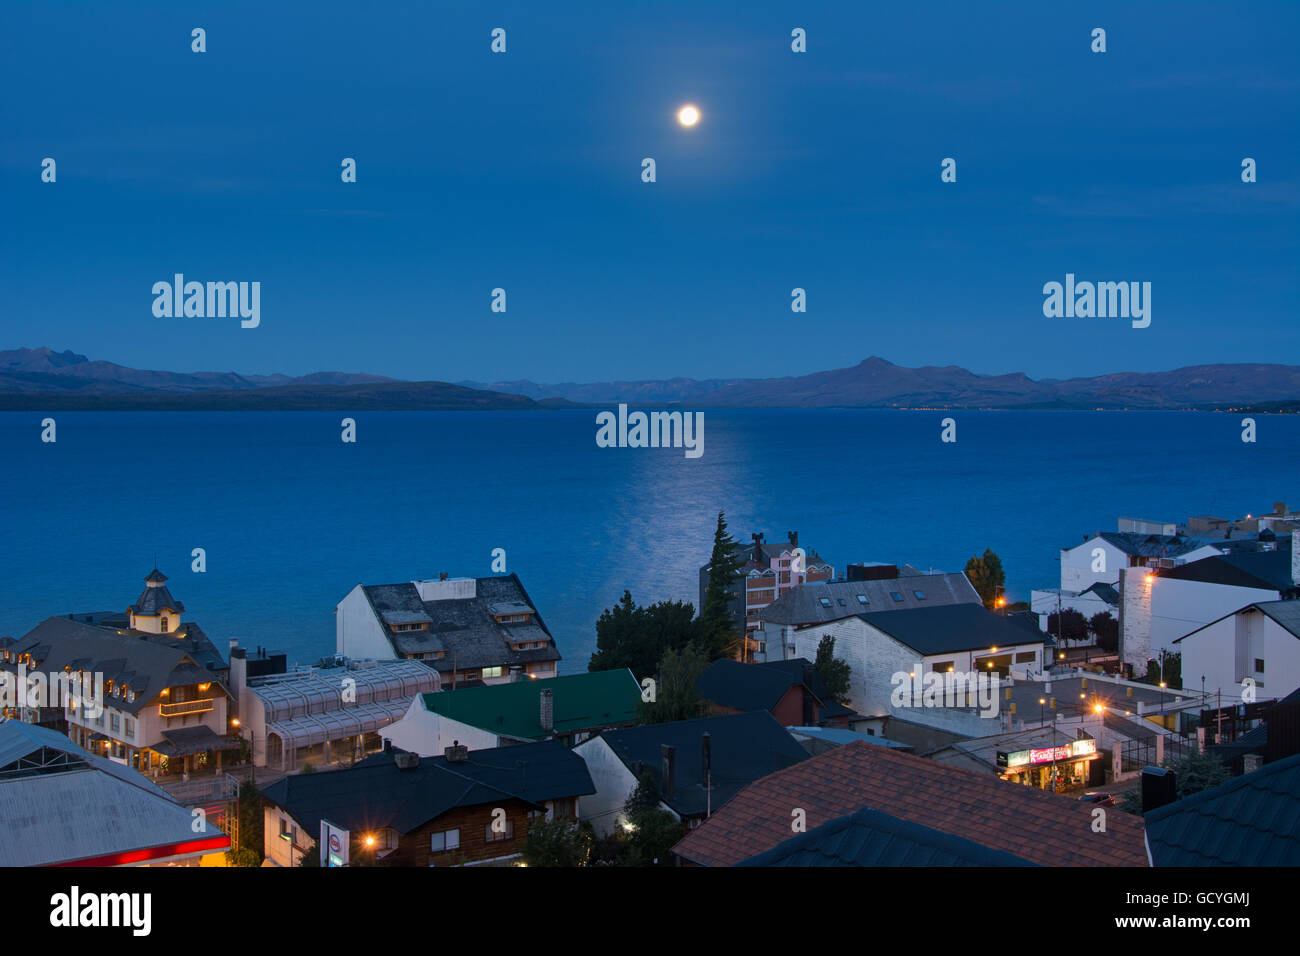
[422, 669, 642, 740]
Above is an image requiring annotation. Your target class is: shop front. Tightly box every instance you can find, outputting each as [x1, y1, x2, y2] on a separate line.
[997, 739, 1100, 792]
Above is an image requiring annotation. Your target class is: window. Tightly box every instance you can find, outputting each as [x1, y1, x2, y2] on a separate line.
[837, 598, 846, 606]
[430, 829, 460, 852]
[890, 592, 904, 602]
[160, 617, 168, 631]
[856, 595, 869, 605]
[1255, 659, 1265, 673]
[110, 713, 120, 732]
[1016, 652, 1036, 664]
[818, 597, 833, 608]
[482, 666, 504, 679]
[124, 718, 135, 739]
[913, 591, 926, 600]
[279, 817, 295, 842]
[485, 818, 514, 843]
[931, 661, 954, 672]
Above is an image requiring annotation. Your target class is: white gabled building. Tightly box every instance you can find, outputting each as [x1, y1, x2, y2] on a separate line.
[1173, 601, 1300, 704]
[788, 603, 1045, 736]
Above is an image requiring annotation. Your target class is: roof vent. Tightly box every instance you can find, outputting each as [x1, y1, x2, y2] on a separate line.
[394, 751, 419, 770]
[445, 742, 469, 763]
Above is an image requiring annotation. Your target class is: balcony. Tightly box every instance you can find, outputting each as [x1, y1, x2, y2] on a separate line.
[159, 698, 216, 718]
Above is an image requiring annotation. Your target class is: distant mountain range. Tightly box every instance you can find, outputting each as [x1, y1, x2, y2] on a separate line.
[461, 357, 1300, 410]
[3, 348, 1298, 411]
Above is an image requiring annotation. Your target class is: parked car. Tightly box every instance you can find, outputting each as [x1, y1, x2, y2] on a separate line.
[1078, 792, 1115, 806]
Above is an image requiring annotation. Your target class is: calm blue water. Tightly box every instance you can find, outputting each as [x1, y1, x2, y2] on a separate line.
[2, 409, 1296, 673]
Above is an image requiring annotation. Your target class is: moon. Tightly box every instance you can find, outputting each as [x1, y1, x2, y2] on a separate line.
[677, 104, 700, 127]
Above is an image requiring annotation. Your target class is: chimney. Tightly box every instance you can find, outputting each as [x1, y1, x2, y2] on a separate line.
[701, 732, 711, 784]
[1141, 766, 1177, 813]
[508, 665, 523, 683]
[540, 688, 554, 733]
[394, 751, 419, 770]
[788, 531, 798, 550]
[1274, 501, 1287, 516]
[1292, 533, 1300, 588]
[445, 741, 469, 763]
[439, 572, 449, 581]
[660, 744, 675, 799]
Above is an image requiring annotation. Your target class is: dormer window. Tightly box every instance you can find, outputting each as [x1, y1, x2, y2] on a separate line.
[160, 616, 169, 631]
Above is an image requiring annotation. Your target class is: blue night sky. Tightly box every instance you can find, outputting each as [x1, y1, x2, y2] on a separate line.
[2, 1, 1297, 383]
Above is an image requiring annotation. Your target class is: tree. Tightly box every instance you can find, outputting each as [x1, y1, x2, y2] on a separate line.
[639, 643, 709, 724]
[523, 818, 594, 867]
[1090, 611, 1119, 652]
[964, 548, 1006, 610]
[225, 847, 261, 867]
[589, 591, 701, 677]
[621, 773, 686, 866]
[1117, 748, 1233, 817]
[814, 636, 851, 705]
[1144, 649, 1182, 689]
[235, 780, 264, 860]
[699, 511, 746, 659]
[1047, 608, 1088, 646]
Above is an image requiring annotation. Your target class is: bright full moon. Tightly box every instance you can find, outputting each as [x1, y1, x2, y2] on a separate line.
[677, 104, 700, 127]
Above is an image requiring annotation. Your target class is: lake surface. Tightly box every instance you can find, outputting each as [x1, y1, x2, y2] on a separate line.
[2, 409, 1296, 672]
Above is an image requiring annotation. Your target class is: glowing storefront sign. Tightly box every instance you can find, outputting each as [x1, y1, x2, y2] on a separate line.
[998, 738, 1096, 769]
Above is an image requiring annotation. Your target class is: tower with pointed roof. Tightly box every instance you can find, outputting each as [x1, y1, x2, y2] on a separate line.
[128, 568, 185, 634]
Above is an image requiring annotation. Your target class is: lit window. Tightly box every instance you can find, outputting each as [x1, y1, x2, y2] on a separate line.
[485, 819, 514, 843]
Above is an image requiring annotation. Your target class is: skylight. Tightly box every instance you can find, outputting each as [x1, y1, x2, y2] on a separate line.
[890, 592, 904, 601]
[856, 595, 868, 605]
[819, 597, 833, 608]
[913, 590, 926, 600]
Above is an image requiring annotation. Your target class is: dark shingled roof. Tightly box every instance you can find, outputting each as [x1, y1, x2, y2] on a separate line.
[858, 603, 1044, 656]
[758, 573, 979, 626]
[129, 569, 185, 617]
[695, 658, 854, 722]
[1157, 537, 1295, 593]
[362, 574, 561, 671]
[261, 739, 595, 836]
[737, 807, 1038, 867]
[1145, 752, 1300, 866]
[596, 711, 809, 820]
[1094, 532, 1208, 559]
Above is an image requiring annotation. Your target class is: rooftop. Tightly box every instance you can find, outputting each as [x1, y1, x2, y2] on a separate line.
[1145, 752, 1300, 866]
[758, 573, 979, 626]
[420, 669, 642, 741]
[672, 740, 1149, 867]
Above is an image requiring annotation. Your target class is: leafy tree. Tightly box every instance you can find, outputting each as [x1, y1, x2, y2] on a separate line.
[225, 847, 261, 867]
[1090, 611, 1119, 652]
[1117, 748, 1233, 817]
[1047, 608, 1088, 645]
[639, 643, 709, 724]
[1144, 649, 1182, 689]
[621, 773, 685, 866]
[589, 591, 701, 677]
[523, 818, 594, 867]
[699, 511, 746, 659]
[814, 635, 851, 705]
[235, 780, 264, 860]
[964, 548, 1006, 610]
[299, 845, 320, 867]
